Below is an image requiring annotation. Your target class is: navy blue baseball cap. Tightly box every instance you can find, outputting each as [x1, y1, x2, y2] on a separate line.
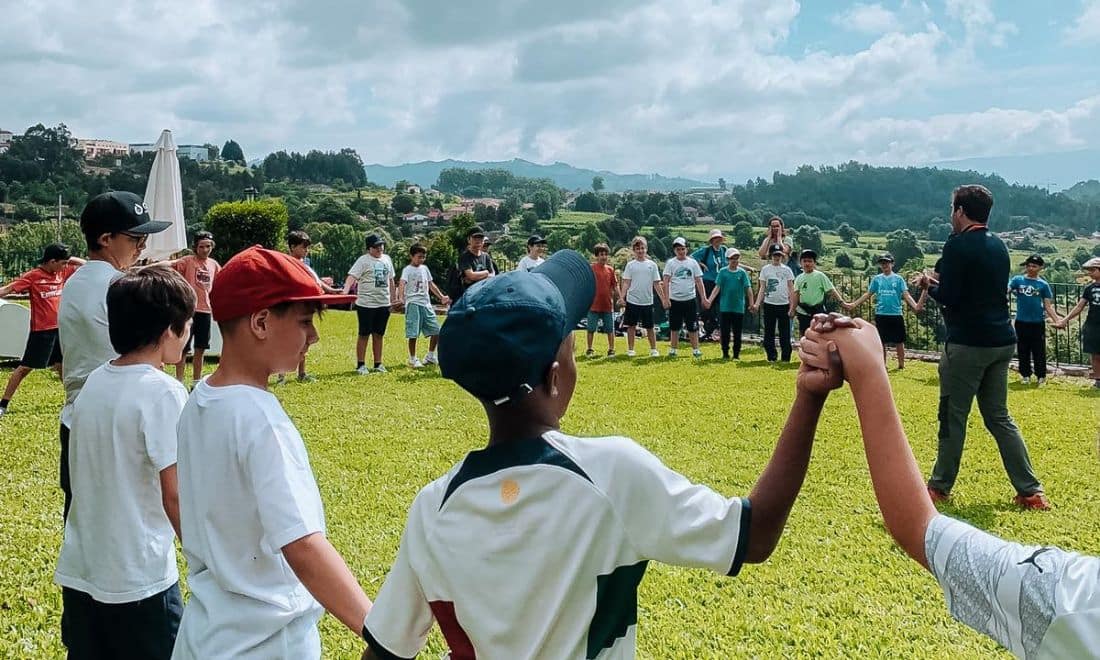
[439, 249, 595, 405]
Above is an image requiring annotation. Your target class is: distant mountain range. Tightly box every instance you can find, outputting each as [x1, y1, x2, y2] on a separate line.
[1063, 179, 1100, 201]
[931, 149, 1099, 192]
[363, 158, 713, 192]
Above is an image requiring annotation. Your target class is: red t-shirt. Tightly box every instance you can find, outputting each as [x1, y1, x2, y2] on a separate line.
[9, 264, 78, 331]
[173, 255, 221, 314]
[589, 263, 618, 313]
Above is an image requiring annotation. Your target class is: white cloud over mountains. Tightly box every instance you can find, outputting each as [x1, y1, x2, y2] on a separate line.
[0, 0, 1096, 180]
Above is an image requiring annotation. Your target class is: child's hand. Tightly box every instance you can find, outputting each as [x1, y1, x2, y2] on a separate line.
[841, 301, 854, 311]
[796, 335, 844, 397]
[806, 314, 885, 381]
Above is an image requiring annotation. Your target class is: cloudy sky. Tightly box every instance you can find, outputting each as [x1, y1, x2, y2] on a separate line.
[3, 0, 1098, 180]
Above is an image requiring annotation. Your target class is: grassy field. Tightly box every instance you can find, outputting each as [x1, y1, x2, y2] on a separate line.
[2, 312, 1099, 658]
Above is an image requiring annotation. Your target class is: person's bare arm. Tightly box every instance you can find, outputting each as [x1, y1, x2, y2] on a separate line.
[621, 277, 631, 304]
[742, 340, 842, 563]
[789, 290, 800, 318]
[0, 283, 13, 297]
[343, 275, 357, 294]
[463, 268, 491, 284]
[68, 256, 87, 267]
[846, 292, 871, 310]
[706, 284, 721, 307]
[283, 532, 373, 634]
[1042, 298, 1062, 325]
[395, 280, 407, 306]
[428, 281, 450, 305]
[802, 316, 937, 569]
[758, 233, 771, 259]
[159, 465, 181, 541]
[1057, 299, 1087, 327]
[694, 276, 707, 308]
[388, 277, 396, 304]
[362, 649, 380, 660]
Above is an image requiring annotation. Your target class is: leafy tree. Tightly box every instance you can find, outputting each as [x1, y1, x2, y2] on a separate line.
[1073, 247, 1092, 267]
[205, 199, 288, 261]
[835, 252, 854, 269]
[311, 196, 360, 226]
[592, 176, 605, 193]
[392, 194, 416, 214]
[13, 200, 43, 223]
[545, 229, 572, 252]
[301, 222, 363, 279]
[732, 221, 756, 249]
[792, 225, 824, 255]
[885, 229, 923, 268]
[394, 180, 411, 193]
[718, 177, 727, 191]
[836, 222, 859, 245]
[0, 220, 84, 277]
[574, 192, 602, 212]
[1092, 243, 1100, 257]
[518, 210, 541, 235]
[533, 191, 553, 220]
[926, 221, 951, 241]
[221, 139, 245, 164]
[572, 223, 607, 253]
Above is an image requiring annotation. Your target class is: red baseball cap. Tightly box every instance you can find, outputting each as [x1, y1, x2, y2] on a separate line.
[211, 245, 356, 322]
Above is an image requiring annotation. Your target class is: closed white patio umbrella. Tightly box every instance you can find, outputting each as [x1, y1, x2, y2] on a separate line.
[140, 129, 187, 261]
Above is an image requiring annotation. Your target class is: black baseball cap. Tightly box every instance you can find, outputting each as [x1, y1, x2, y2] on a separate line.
[365, 234, 385, 248]
[878, 253, 895, 263]
[80, 191, 170, 236]
[40, 243, 71, 263]
[768, 244, 785, 256]
[467, 226, 486, 239]
[799, 249, 817, 261]
[1022, 254, 1045, 267]
[527, 235, 547, 246]
[439, 249, 596, 405]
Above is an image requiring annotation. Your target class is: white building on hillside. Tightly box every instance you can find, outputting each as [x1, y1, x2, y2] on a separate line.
[76, 139, 130, 160]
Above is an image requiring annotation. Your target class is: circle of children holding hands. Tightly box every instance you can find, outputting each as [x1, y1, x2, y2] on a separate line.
[2, 184, 1099, 659]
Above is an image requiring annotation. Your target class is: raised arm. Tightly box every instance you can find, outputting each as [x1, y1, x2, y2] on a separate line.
[757, 233, 772, 259]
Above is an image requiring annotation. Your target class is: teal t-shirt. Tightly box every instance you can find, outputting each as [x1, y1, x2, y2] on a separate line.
[794, 269, 834, 307]
[716, 267, 751, 313]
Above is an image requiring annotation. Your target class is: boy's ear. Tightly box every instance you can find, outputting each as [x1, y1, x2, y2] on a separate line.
[250, 309, 271, 339]
[544, 360, 560, 398]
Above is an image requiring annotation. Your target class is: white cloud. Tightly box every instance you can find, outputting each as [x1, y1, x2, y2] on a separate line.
[0, 0, 1093, 181]
[832, 3, 903, 35]
[944, 0, 1018, 46]
[1066, 0, 1100, 42]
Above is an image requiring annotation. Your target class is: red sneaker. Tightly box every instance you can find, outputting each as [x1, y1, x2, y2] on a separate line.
[927, 486, 950, 504]
[1014, 493, 1051, 511]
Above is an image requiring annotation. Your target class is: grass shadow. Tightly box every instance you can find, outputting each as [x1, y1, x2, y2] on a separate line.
[937, 500, 1020, 528]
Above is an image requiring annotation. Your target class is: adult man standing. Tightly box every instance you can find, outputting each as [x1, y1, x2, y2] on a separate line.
[58, 191, 169, 518]
[457, 226, 494, 294]
[920, 185, 1048, 510]
[691, 229, 726, 339]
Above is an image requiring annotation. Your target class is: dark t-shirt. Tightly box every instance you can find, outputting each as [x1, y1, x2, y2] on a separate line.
[928, 228, 1015, 347]
[1082, 282, 1100, 328]
[457, 250, 494, 290]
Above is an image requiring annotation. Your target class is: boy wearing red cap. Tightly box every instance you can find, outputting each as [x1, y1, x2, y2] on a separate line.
[0, 243, 84, 418]
[172, 247, 371, 659]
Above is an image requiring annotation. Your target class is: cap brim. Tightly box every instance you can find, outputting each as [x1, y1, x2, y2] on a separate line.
[531, 250, 596, 333]
[129, 220, 172, 234]
[284, 293, 358, 307]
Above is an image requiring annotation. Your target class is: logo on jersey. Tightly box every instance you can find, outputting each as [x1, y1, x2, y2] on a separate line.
[1018, 547, 1054, 573]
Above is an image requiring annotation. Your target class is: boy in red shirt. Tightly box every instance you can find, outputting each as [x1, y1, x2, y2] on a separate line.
[585, 243, 621, 357]
[0, 243, 85, 418]
[171, 231, 221, 384]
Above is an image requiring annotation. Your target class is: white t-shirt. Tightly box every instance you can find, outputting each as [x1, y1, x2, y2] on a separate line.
[173, 381, 326, 660]
[926, 515, 1100, 660]
[518, 255, 544, 272]
[400, 264, 434, 309]
[58, 260, 123, 427]
[759, 263, 795, 306]
[663, 257, 704, 302]
[348, 253, 394, 309]
[363, 431, 749, 659]
[54, 363, 186, 603]
[622, 259, 661, 306]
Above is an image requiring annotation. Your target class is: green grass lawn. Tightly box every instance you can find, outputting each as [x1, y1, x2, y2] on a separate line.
[2, 312, 1099, 658]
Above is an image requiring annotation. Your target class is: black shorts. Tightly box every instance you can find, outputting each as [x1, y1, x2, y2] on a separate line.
[622, 302, 654, 329]
[1083, 325, 1100, 355]
[875, 314, 907, 344]
[668, 299, 699, 332]
[21, 329, 62, 369]
[185, 312, 212, 353]
[356, 305, 391, 336]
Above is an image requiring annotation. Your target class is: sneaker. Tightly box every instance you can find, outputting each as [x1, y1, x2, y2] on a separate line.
[606, 350, 615, 357]
[649, 349, 660, 358]
[667, 348, 678, 357]
[626, 350, 637, 357]
[375, 365, 388, 373]
[356, 365, 371, 375]
[408, 357, 424, 369]
[1021, 376, 1030, 384]
[692, 349, 702, 358]
[297, 374, 316, 383]
[585, 349, 595, 357]
[1036, 377, 1046, 386]
[927, 486, 950, 504]
[423, 353, 438, 365]
[275, 374, 286, 385]
[0, 407, 6, 419]
[1014, 492, 1051, 511]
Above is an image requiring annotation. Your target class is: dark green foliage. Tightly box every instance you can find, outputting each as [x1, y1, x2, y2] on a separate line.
[574, 192, 602, 212]
[261, 149, 366, 186]
[885, 229, 924, 267]
[732, 221, 757, 249]
[221, 139, 245, 163]
[391, 194, 416, 214]
[792, 225, 824, 255]
[836, 222, 859, 245]
[518, 210, 541, 234]
[311, 196, 361, 226]
[205, 199, 288, 261]
[835, 251, 854, 269]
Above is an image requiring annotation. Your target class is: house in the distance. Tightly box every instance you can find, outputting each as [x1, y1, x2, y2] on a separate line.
[402, 213, 430, 228]
[75, 139, 130, 160]
[0, 130, 12, 154]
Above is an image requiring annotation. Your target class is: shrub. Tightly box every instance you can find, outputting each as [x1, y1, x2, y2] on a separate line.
[205, 199, 288, 262]
[834, 251, 854, 269]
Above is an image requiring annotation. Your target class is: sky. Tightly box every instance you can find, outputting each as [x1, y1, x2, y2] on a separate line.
[2, 0, 1099, 182]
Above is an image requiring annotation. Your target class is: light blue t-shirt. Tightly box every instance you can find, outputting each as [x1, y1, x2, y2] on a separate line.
[869, 273, 907, 316]
[1008, 275, 1052, 323]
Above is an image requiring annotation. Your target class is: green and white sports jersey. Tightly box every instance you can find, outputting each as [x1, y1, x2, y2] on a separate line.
[926, 515, 1100, 660]
[364, 431, 750, 659]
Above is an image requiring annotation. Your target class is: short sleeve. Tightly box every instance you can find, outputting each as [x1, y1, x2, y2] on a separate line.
[348, 257, 367, 279]
[662, 260, 674, 277]
[821, 273, 835, 291]
[7, 272, 33, 294]
[594, 438, 750, 576]
[868, 277, 880, 294]
[171, 259, 188, 276]
[924, 515, 1085, 659]
[649, 262, 661, 282]
[1040, 282, 1052, 299]
[691, 261, 703, 277]
[140, 386, 188, 471]
[363, 496, 436, 660]
[242, 420, 325, 552]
